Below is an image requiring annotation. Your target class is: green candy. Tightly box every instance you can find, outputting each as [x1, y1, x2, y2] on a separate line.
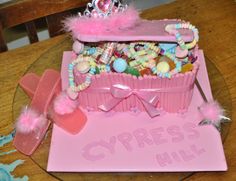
[95, 66, 100, 74]
[124, 66, 140, 77]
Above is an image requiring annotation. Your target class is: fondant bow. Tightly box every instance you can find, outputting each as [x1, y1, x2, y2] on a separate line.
[99, 84, 160, 117]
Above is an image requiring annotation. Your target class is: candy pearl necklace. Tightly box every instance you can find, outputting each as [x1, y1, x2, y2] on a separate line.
[129, 50, 158, 67]
[68, 56, 96, 92]
[126, 43, 158, 67]
[165, 22, 199, 50]
[83, 47, 103, 59]
[68, 43, 115, 94]
[138, 42, 160, 53]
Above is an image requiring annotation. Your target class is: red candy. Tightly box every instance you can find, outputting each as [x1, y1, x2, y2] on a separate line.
[140, 68, 152, 76]
[114, 51, 122, 58]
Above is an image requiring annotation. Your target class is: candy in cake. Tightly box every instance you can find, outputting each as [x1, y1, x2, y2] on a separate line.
[63, 0, 200, 116]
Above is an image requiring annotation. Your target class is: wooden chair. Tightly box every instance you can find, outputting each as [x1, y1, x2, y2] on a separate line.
[0, 0, 89, 53]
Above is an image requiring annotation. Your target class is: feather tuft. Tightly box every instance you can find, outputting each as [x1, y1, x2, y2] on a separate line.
[199, 101, 223, 121]
[16, 107, 47, 133]
[53, 92, 78, 115]
[63, 6, 141, 38]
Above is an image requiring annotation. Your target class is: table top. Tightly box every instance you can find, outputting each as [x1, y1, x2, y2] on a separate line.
[0, 0, 235, 180]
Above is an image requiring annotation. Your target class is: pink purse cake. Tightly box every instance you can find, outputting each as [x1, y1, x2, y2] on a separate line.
[13, 0, 230, 161]
[63, 1, 200, 117]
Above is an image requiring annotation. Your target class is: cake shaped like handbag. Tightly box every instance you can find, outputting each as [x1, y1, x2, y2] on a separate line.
[63, 0, 200, 117]
[13, 0, 230, 157]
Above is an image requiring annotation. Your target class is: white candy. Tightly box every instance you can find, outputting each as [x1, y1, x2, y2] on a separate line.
[72, 41, 84, 54]
[76, 61, 90, 74]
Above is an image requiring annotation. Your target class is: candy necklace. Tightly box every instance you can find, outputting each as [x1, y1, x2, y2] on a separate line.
[68, 56, 96, 94]
[165, 22, 199, 50]
[127, 42, 182, 78]
[126, 43, 158, 68]
[68, 43, 116, 97]
[138, 42, 160, 53]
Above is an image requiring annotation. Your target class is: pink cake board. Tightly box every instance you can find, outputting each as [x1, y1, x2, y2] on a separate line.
[47, 51, 227, 172]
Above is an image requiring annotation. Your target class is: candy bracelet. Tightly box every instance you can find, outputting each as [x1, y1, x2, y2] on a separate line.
[68, 56, 96, 94]
[165, 22, 199, 50]
[68, 43, 115, 98]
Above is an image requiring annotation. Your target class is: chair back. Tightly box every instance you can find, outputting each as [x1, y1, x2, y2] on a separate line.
[0, 0, 89, 52]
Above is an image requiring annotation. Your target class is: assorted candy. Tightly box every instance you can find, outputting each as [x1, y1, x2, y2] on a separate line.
[68, 23, 199, 97]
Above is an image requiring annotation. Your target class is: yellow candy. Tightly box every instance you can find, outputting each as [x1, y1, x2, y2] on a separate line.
[181, 63, 193, 73]
[158, 56, 175, 70]
[89, 60, 97, 66]
[156, 61, 170, 73]
[168, 61, 176, 70]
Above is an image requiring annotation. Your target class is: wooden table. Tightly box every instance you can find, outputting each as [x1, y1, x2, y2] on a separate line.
[0, 0, 235, 180]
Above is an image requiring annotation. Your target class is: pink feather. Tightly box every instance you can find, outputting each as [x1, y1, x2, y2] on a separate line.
[199, 101, 223, 121]
[53, 92, 78, 115]
[63, 6, 141, 38]
[16, 107, 47, 133]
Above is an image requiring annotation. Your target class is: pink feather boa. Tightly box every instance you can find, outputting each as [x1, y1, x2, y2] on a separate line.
[64, 6, 140, 38]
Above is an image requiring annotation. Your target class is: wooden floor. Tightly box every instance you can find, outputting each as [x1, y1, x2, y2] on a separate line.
[0, 0, 235, 180]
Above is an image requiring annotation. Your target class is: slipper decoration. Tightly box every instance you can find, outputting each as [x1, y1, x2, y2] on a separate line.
[53, 92, 78, 115]
[14, 69, 87, 155]
[198, 101, 230, 132]
[50, 91, 87, 135]
[15, 106, 47, 135]
[13, 70, 58, 155]
[19, 71, 87, 134]
[195, 79, 231, 132]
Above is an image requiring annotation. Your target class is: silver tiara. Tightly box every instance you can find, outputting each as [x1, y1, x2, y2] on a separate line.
[79, 0, 127, 17]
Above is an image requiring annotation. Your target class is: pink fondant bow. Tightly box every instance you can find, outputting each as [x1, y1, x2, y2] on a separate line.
[98, 84, 160, 117]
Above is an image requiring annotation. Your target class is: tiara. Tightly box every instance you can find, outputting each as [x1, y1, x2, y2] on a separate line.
[80, 0, 127, 17]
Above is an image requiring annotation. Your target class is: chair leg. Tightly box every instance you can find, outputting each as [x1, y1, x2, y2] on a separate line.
[25, 21, 39, 44]
[0, 22, 8, 52]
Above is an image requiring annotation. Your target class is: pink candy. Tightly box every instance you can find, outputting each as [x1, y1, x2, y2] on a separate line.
[73, 41, 84, 54]
[175, 46, 188, 58]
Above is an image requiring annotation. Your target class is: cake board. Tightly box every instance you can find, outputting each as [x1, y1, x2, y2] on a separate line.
[47, 50, 227, 172]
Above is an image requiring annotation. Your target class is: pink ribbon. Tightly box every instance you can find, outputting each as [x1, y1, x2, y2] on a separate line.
[98, 84, 160, 117]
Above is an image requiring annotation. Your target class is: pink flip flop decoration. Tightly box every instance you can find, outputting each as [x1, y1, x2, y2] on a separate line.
[14, 70, 87, 155]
